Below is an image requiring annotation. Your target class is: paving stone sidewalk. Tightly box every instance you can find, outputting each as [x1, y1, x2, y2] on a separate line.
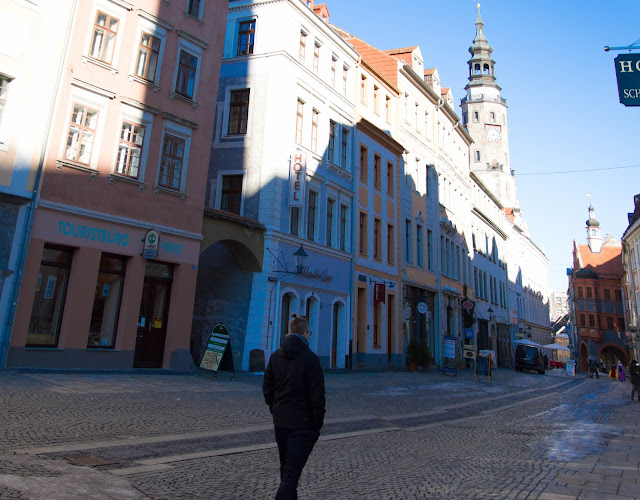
[1, 369, 638, 499]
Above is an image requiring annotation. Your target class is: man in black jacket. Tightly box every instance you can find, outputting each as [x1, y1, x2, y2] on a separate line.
[263, 314, 325, 500]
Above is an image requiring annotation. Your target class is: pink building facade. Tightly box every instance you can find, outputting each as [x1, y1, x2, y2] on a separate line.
[7, 0, 226, 370]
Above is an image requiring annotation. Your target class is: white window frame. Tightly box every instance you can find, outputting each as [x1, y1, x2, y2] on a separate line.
[186, 0, 205, 20]
[0, 72, 14, 152]
[82, 0, 131, 72]
[215, 170, 245, 216]
[171, 33, 205, 103]
[236, 17, 257, 57]
[220, 85, 252, 140]
[130, 12, 170, 87]
[58, 84, 110, 171]
[112, 103, 154, 181]
[155, 119, 192, 193]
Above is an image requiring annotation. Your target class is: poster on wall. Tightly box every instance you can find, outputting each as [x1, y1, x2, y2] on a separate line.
[200, 323, 235, 377]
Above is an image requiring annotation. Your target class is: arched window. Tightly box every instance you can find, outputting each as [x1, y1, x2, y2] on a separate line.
[474, 63, 481, 74]
[483, 64, 490, 75]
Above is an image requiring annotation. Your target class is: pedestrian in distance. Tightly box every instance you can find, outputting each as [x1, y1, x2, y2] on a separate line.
[630, 361, 640, 401]
[617, 361, 626, 382]
[263, 314, 325, 500]
[609, 363, 617, 381]
[588, 359, 599, 379]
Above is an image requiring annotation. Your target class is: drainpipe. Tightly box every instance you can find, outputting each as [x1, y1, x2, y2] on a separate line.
[349, 114, 357, 370]
[0, 0, 78, 369]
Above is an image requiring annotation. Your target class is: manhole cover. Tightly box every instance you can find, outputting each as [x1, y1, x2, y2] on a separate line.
[63, 454, 118, 467]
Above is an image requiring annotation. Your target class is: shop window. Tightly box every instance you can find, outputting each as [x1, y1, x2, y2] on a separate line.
[27, 245, 73, 347]
[88, 254, 126, 348]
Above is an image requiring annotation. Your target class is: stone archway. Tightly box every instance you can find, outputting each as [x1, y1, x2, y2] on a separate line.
[599, 343, 628, 370]
[192, 210, 266, 369]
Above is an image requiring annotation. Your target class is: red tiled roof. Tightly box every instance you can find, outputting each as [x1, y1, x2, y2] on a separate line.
[441, 87, 450, 95]
[577, 243, 623, 280]
[503, 207, 515, 222]
[331, 25, 399, 86]
[383, 46, 418, 55]
[424, 68, 436, 76]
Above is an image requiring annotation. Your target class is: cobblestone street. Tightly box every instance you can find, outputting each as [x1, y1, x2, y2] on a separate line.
[1, 368, 639, 499]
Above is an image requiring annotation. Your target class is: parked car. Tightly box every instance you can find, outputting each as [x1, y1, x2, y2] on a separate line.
[515, 344, 545, 374]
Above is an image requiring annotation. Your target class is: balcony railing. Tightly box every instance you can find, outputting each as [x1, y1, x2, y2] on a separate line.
[460, 94, 507, 105]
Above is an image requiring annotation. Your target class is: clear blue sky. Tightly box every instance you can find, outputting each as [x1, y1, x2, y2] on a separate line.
[328, 0, 640, 292]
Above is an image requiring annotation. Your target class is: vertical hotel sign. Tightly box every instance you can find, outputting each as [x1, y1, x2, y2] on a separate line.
[614, 53, 640, 106]
[289, 152, 306, 207]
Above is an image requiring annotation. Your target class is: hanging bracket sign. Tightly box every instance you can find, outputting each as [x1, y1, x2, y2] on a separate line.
[614, 53, 640, 106]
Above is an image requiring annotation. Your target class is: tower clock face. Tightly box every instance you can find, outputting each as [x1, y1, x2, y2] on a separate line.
[485, 124, 501, 143]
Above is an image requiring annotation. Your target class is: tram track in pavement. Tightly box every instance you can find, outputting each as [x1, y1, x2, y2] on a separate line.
[10, 377, 585, 477]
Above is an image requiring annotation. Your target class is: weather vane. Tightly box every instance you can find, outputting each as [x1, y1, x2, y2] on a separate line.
[586, 193, 592, 206]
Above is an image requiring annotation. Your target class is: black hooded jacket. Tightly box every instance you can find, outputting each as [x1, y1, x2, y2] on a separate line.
[263, 334, 325, 431]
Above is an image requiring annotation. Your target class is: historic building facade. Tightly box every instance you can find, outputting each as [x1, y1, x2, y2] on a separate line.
[201, 0, 360, 371]
[622, 194, 640, 362]
[0, 0, 77, 369]
[5, 0, 228, 370]
[569, 203, 628, 371]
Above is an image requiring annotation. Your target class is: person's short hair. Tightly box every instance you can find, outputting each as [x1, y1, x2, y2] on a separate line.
[290, 314, 309, 335]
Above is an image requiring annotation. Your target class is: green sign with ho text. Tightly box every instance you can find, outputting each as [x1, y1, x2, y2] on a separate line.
[614, 53, 640, 106]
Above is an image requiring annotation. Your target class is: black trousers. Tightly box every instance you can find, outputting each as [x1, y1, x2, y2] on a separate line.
[274, 426, 319, 500]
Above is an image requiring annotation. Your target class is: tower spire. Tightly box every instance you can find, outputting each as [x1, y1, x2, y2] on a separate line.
[474, 3, 487, 44]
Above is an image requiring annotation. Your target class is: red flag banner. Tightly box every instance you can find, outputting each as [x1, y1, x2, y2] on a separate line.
[374, 283, 386, 305]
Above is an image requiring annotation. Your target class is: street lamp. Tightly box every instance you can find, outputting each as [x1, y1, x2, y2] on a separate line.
[526, 325, 532, 339]
[487, 306, 493, 321]
[294, 244, 308, 274]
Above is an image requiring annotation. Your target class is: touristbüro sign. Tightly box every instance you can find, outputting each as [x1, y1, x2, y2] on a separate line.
[614, 53, 640, 106]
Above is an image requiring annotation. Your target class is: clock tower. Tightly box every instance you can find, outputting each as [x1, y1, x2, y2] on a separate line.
[461, 4, 516, 208]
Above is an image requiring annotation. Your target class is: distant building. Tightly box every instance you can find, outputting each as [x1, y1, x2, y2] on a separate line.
[568, 203, 628, 372]
[551, 291, 568, 321]
[622, 193, 640, 362]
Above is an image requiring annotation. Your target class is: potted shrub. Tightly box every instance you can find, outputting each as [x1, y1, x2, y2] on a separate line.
[406, 339, 431, 371]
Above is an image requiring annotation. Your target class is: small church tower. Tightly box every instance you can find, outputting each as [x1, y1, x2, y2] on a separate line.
[586, 201, 603, 253]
